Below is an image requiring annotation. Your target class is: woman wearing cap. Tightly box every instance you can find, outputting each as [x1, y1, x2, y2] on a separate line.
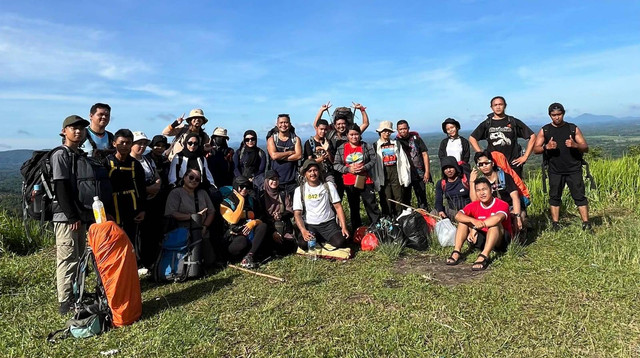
[168, 132, 215, 188]
[259, 170, 297, 255]
[438, 118, 471, 167]
[162, 108, 211, 161]
[131, 131, 164, 269]
[220, 176, 268, 269]
[333, 124, 380, 230]
[373, 121, 411, 217]
[233, 130, 267, 191]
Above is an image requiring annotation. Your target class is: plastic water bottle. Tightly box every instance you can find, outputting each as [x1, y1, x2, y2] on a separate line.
[308, 232, 317, 261]
[32, 184, 42, 214]
[92, 196, 106, 224]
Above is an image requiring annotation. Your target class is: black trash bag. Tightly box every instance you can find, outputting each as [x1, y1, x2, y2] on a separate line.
[398, 212, 429, 250]
[369, 217, 406, 246]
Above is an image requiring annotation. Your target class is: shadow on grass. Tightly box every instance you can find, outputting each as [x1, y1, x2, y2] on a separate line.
[141, 275, 237, 319]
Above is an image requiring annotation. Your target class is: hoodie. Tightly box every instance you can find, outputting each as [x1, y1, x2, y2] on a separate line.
[435, 156, 471, 213]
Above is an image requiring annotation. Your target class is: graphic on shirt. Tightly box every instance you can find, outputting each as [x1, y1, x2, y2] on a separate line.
[489, 131, 511, 147]
[381, 144, 397, 166]
[345, 152, 363, 165]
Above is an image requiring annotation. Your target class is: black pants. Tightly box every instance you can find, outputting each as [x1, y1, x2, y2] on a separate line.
[297, 219, 347, 250]
[345, 183, 380, 230]
[402, 178, 430, 210]
[139, 194, 167, 268]
[548, 171, 587, 206]
[334, 173, 345, 200]
[227, 222, 268, 259]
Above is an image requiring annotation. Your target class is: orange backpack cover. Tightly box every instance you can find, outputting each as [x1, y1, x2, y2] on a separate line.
[490, 151, 531, 199]
[88, 222, 142, 327]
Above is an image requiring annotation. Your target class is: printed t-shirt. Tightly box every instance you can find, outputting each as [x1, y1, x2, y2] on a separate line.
[292, 182, 340, 225]
[380, 142, 397, 166]
[342, 143, 373, 186]
[460, 198, 513, 235]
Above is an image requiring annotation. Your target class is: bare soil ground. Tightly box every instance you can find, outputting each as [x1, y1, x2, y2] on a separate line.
[394, 253, 488, 286]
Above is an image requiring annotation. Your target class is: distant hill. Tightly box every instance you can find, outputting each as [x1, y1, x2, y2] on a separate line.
[0, 150, 32, 171]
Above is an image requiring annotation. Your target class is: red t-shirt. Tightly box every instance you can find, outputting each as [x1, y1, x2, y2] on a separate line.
[342, 143, 373, 186]
[461, 198, 513, 235]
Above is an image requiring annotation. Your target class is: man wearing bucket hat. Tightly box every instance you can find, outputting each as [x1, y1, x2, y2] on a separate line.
[373, 121, 411, 216]
[52, 115, 91, 314]
[162, 108, 211, 161]
[438, 118, 471, 166]
[293, 159, 349, 251]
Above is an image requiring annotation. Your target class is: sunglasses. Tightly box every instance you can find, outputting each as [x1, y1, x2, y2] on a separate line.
[186, 141, 199, 146]
[187, 175, 201, 182]
[244, 137, 256, 143]
[477, 161, 492, 167]
[238, 184, 249, 190]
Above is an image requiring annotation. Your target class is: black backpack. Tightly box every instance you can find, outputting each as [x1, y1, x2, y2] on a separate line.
[20, 146, 113, 240]
[48, 246, 112, 342]
[541, 123, 596, 193]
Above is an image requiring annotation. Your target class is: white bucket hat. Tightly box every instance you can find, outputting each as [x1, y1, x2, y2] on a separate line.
[132, 131, 150, 144]
[375, 120, 395, 133]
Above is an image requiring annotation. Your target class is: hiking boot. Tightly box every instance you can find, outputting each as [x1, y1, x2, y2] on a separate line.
[582, 222, 593, 231]
[551, 222, 561, 231]
[59, 301, 71, 315]
[241, 254, 258, 269]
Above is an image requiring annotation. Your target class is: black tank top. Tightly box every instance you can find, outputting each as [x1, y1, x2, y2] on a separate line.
[543, 122, 582, 174]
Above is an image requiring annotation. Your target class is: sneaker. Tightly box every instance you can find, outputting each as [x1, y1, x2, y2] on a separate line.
[582, 222, 592, 231]
[241, 254, 258, 269]
[59, 301, 71, 315]
[551, 222, 561, 231]
[137, 267, 149, 277]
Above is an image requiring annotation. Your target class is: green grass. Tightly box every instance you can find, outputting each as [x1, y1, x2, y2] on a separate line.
[1, 156, 639, 356]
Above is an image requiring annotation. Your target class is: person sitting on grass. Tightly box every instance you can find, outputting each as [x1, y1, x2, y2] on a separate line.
[259, 170, 298, 256]
[446, 177, 513, 271]
[293, 159, 349, 251]
[434, 156, 471, 220]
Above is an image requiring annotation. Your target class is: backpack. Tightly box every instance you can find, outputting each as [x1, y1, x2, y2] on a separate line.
[483, 115, 523, 155]
[47, 246, 112, 342]
[20, 147, 112, 240]
[265, 127, 298, 171]
[440, 173, 469, 191]
[541, 123, 596, 193]
[83, 129, 115, 159]
[332, 107, 354, 124]
[299, 181, 335, 217]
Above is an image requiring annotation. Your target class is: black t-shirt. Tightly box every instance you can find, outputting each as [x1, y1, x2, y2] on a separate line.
[488, 170, 518, 206]
[542, 122, 583, 175]
[396, 134, 428, 178]
[303, 137, 335, 174]
[470, 116, 534, 162]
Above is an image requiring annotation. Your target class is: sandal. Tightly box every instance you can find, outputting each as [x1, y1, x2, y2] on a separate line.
[471, 253, 489, 271]
[446, 250, 462, 266]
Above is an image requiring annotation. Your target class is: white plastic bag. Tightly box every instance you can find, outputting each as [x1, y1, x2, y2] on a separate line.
[435, 218, 456, 247]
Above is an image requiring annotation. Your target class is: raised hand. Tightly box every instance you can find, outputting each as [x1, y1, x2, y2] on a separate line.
[565, 135, 576, 148]
[546, 137, 557, 150]
[352, 102, 367, 111]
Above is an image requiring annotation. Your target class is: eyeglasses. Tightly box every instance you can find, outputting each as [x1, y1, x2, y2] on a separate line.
[244, 137, 256, 143]
[187, 175, 201, 181]
[186, 141, 199, 146]
[238, 184, 249, 190]
[477, 161, 492, 167]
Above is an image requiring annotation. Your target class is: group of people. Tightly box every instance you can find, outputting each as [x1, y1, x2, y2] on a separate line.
[50, 97, 591, 314]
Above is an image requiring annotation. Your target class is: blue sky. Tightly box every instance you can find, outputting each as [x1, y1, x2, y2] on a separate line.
[1, 1, 639, 150]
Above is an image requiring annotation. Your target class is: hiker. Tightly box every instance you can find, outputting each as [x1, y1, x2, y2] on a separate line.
[220, 176, 268, 269]
[373, 120, 411, 217]
[105, 129, 147, 250]
[83, 103, 114, 159]
[333, 123, 381, 230]
[51, 115, 92, 314]
[314, 102, 370, 198]
[293, 159, 349, 250]
[168, 133, 215, 188]
[165, 168, 215, 265]
[259, 170, 297, 256]
[266, 114, 302, 197]
[303, 119, 336, 185]
[533, 103, 591, 230]
[145, 135, 171, 195]
[470, 151, 523, 231]
[207, 127, 234, 188]
[438, 117, 470, 168]
[396, 119, 432, 210]
[445, 177, 513, 271]
[131, 131, 162, 270]
[469, 96, 535, 178]
[162, 108, 211, 161]
[233, 130, 267, 192]
[435, 156, 471, 220]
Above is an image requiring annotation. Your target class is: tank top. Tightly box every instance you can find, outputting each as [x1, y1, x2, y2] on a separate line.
[543, 123, 582, 174]
[272, 135, 297, 184]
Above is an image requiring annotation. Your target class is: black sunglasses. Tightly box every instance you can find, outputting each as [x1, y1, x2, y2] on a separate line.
[187, 175, 201, 181]
[186, 141, 199, 146]
[238, 184, 250, 190]
[244, 137, 256, 143]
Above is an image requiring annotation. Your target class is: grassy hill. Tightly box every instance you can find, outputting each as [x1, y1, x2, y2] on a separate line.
[0, 155, 639, 356]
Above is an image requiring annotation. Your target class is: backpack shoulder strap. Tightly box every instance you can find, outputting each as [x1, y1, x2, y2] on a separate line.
[300, 183, 306, 216]
[85, 129, 98, 150]
[323, 182, 333, 203]
[176, 155, 184, 183]
[309, 137, 316, 153]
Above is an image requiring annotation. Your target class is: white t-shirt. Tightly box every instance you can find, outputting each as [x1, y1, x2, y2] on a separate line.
[293, 181, 340, 225]
[446, 138, 463, 162]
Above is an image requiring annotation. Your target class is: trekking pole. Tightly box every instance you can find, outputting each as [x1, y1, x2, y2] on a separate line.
[387, 199, 441, 220]
[228, 264, 286, 282]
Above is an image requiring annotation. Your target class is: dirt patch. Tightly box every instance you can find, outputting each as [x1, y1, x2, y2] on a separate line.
[394, 253, 488, 286]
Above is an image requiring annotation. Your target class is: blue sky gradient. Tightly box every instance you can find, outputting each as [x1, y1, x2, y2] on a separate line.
[1, 1, 639, 149]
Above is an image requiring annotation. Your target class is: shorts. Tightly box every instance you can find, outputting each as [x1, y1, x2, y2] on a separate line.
[473, 228, 511, 252]
[548, 171, 587, 207]
[307, 219, 341, 243]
